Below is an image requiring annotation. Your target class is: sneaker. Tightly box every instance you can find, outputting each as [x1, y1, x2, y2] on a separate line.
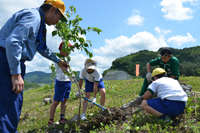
[48, 120, 55, 127]
[59, 118, 68, 124]
[80, 114, 87, 121]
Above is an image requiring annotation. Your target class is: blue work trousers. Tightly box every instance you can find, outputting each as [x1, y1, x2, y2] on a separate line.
[0, 47, 26, 133]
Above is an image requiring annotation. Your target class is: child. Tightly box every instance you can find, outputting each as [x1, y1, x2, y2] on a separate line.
[139, 48, 180, 96]
[48, 42, 73, 127]
[141, 68, 188, 120]
[77, 58, 106, 121]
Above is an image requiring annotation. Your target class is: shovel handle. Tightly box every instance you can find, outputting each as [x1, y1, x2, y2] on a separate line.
[83, 97, 106, 110]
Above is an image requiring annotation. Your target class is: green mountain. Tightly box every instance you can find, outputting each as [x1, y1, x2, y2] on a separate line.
[103, 46, 200, 77]
[25, 71, 80, 84]
[24, 80, 40, 90]
[24, 71, 53, 84]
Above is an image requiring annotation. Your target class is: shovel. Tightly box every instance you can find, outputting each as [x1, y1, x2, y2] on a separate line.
[83, 97, 106, 110]
[70, 76, 110, 122]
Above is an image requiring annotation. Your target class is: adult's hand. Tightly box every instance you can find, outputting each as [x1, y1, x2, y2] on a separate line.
[58, 59, 69, 71]
[11, 74, 24, 94]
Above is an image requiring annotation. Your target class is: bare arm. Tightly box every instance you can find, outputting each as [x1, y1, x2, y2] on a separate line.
[78, 79, 83, 90]
[143, 91, 152, 100]
[147, 63, 151, 73]
[93, 82, 98, 98]
[170, 75, 176, 79]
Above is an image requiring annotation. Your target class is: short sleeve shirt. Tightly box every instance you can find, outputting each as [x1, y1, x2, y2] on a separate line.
[55, 63, 71, 81]
[149, 56, 180, 80]
[148, 77, 188, 102]
[79, 67, 102, 82]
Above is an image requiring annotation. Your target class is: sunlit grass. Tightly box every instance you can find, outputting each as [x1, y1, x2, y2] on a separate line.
[18, 76, 200, 132]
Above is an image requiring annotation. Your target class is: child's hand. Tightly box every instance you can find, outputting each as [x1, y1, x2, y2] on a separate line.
[63, 69, 69, 75]
[76, 91, 81, 98]
[58, 59, 69, 71]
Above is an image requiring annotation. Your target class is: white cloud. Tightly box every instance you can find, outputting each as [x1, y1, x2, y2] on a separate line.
[70, 54, 112, 73]
[36, 30, 170, 74]
[25, 53, 53, 73]
[46, 26, 62, 53]
[125, 10, 144, 26]
[25, 53, 87, 73]
[167, 32, 196, 46]
[154, 27, 171, 35]
[25, 51, 111, 74]
[93, 31, 168, 58]
[160, 0, 195, 21]
[93, 56, 113, 72]
[0, 0, 42, 26]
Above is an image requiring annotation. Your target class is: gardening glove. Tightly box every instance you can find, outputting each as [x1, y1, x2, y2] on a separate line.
[146, 73, 152, 83]
[69, 73, 75, 82]
[71, 73, 75, 78]
[76, 91, 81, 98]
[90, 97, 96, 107]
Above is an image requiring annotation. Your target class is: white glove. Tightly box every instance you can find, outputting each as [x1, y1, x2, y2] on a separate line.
[146, 73, 152, 83]
[91, 97, 96, 107]
[71, 73, 75, 78]
[76, 91, 81, 98]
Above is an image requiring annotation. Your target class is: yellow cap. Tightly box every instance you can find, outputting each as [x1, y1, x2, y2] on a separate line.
[44, 0, 68, 22]
[151, 68, 167, 78]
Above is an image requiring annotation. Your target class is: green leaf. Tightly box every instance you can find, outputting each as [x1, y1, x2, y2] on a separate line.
[52, 31, 57, 37]
[82, 29, 86, 35]
[72, 71, 77, 75]
[79, 37, 85, 43]
[78, 27, 82, 32]
[86, 40, 92, 47]
[89, 52, 93, 58]
[78, 17, 83, 21]
[83, 43, 88, 47]
[52, 5, 102, 77]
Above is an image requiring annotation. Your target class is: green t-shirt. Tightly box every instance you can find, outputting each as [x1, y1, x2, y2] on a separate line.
[149, 56, 180, 80]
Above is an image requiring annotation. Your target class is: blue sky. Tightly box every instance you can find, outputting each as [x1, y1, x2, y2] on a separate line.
[0, 0, 200, 74]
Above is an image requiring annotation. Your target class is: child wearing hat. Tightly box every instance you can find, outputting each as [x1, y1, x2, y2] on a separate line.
[48, 42, 73, 127]
[77, 58, 106, 121]
[141, 68, 188, 120]
[139, 48, 180, 96]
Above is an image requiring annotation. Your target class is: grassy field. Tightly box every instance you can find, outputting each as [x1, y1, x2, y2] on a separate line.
[18, 76, 200, 132]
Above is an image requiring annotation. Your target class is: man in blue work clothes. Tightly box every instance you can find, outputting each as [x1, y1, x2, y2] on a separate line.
[0, 0, 68, 132]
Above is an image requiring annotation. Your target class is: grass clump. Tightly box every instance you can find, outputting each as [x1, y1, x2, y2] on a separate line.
[17, 76, 200, 132]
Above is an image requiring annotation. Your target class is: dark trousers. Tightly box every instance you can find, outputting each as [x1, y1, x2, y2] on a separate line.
[0, 47, 26, 133]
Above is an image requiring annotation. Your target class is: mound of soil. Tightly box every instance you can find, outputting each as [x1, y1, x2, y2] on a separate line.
[79, 106, 140, 132]
[48, 103, 142, 133]
[48, 84, 194, 133]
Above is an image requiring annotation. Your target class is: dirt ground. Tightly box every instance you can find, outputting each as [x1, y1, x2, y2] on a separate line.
[47, 96, 147, 133]
[48, 84, 194, 133]
[78, 106, 141, 133]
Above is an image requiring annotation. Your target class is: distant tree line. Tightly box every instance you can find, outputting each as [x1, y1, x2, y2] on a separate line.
[24, 80, 40, 90]
[103, 46, 200, 77]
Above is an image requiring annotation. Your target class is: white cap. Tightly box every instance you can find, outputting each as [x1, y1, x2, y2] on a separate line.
[85, 58, 97, 69]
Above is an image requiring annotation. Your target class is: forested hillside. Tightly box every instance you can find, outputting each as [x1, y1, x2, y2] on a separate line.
[25, 71, 80, 84]
[103, 46, 200, 77]
[24, 80, 40, 90]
